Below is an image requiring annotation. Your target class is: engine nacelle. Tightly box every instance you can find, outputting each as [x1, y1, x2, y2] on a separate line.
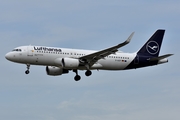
[46, 66, 68, 76]
[62, 58, 80, 69]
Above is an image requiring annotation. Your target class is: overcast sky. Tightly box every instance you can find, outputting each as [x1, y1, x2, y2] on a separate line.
[0, 0, 180, 120]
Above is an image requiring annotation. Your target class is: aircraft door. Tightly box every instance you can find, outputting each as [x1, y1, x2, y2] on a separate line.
[27, 46, 34, 56]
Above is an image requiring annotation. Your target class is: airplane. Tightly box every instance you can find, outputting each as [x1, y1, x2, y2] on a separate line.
[5, 29, 173, 81]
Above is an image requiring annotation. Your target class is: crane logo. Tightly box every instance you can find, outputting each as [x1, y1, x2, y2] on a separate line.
[146, 41, 159, 55]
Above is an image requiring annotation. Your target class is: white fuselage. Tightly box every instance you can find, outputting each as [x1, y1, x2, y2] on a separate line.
[5, 46, 136, 70]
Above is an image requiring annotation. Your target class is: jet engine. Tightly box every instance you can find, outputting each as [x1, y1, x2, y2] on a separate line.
[62, 58, 80, 68]
[46, 66, 68, 76]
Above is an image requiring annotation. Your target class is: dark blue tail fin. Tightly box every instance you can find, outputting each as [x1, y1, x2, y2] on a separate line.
[137, 29, 165, 57]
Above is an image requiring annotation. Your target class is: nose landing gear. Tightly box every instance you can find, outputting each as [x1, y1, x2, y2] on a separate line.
[25, 64, 30, 74]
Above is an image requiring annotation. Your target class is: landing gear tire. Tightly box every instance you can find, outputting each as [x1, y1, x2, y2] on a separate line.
[74, 75, 81, 81]
[85, 70, 92, 76]
[73, 69, 81, 81]
[25, 70, 30, 74]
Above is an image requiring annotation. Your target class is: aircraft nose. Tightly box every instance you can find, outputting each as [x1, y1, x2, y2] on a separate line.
[5, 52, 12, 61]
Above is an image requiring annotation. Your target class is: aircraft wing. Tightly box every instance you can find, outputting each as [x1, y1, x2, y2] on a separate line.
[79, 32, 135, 67]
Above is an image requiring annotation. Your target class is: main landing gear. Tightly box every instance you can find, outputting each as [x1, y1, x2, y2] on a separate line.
[73, 70, 81, 81]
[25, 64, 30, 74]
[85, 70, 92, 76]
[73, 70, 92, 81]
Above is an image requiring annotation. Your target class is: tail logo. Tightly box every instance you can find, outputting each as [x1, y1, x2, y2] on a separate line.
[146, 41, 159, 55]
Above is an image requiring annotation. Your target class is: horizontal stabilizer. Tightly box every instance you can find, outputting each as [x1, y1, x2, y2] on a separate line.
[148, 54, 173, 61]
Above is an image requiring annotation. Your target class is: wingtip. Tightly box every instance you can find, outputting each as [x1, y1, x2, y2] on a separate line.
[126, 32, 135, 43]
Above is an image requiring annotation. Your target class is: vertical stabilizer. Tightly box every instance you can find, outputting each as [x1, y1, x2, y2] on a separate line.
[137, 29, 165, 57]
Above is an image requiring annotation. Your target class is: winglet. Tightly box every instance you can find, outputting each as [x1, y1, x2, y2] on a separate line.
[126, 32, 135, 44]
[118, 32, 135, 47]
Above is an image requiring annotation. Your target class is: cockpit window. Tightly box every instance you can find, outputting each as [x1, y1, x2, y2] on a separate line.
[12, 49, 22, 52]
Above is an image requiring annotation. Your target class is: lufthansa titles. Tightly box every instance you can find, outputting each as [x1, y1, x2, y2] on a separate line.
[34, 46, 62, 52]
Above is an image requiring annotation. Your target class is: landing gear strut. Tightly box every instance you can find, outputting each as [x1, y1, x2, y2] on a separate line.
[25, 64, 30, 74]
[73, 70, 81, 81]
